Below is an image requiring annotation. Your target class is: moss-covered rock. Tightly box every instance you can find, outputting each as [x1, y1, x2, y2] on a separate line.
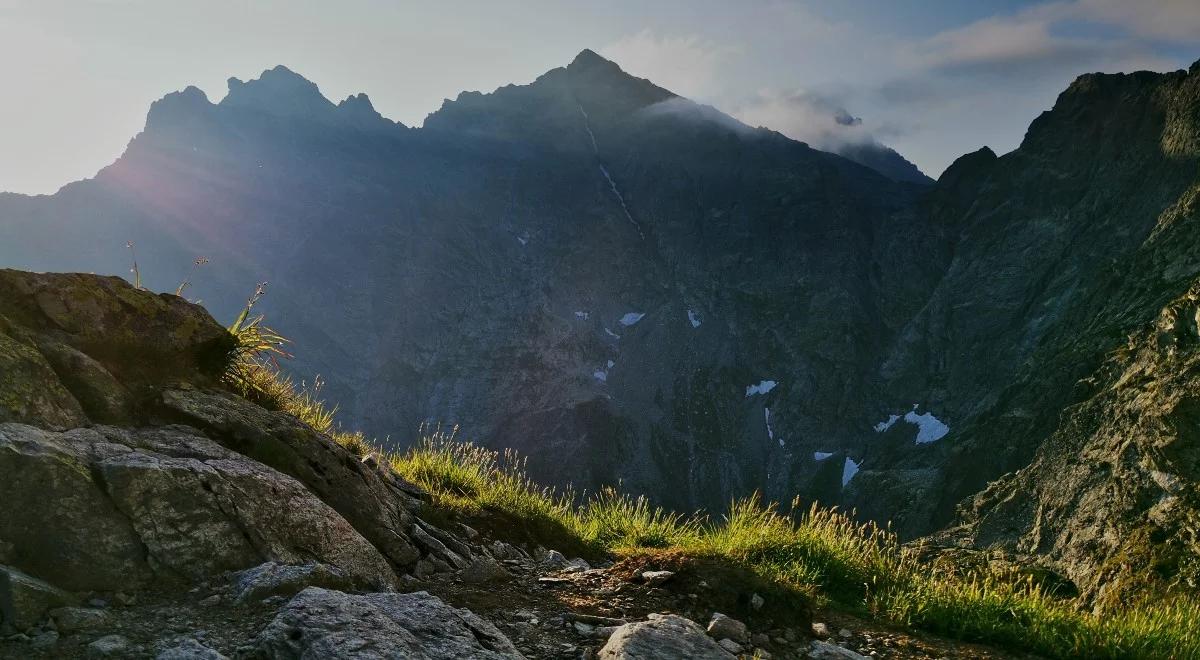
[0, 270, 235, 424]
[0, 326, 87, 429]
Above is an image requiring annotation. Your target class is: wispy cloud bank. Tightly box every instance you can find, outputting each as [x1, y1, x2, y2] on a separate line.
[600, 1, 1193, 178]
[733, 89, 897, 151]
[905, 1, 1181, 79]
[600, 29, 735, 98]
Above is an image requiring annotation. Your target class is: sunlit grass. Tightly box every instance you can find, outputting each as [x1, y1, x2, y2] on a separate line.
[220, 284, 369, 452]
[385, 437, 1200, 660]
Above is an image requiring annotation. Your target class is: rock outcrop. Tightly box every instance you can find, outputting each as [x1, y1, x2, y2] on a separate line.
[249, 587, 524, 659]
[936, 281, 1200, 605]
[0, 271, 526, 657]
[599, 613, 734, 659]
[0, 269, 833, 659]
[0, 423, 397, 594]
[0, 270, 233, 427]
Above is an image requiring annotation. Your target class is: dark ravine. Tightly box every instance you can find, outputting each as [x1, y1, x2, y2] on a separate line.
[1, 52, 1200, 599]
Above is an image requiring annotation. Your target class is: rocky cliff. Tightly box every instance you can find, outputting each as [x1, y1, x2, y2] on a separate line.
[934, 282, 1200, 607]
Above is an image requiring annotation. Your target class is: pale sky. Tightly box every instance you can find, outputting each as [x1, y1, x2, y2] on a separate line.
[1, 0, 1197, 194]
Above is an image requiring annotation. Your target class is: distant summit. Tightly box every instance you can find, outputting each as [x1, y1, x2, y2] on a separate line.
[222, 65, 336, 118]
[567, 48, 620, 73]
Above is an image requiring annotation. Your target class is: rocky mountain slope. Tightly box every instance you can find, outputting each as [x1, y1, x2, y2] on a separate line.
[0, 51, 938, 521]
[934, 281, 1200, 608]
[1, 51, 1200, 572]
[1, 269, 1031, 659]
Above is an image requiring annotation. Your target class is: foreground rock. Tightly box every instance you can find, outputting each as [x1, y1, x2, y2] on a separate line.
[706, 612, 749, 644]
[231, 562, 359, 605]
[599, 614, 735, 659]
[0, 423, 397, 599]
[808, 640, 869, 659]
[0, 566, 72, 634]
[249, 587, 524, 659]
[0, 270, 233, 428]
[161, 388, 425, 569]
[156, 638, 229, 659]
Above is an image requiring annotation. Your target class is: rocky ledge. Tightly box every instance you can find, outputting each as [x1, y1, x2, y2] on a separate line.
[0, 270, 1023, 659]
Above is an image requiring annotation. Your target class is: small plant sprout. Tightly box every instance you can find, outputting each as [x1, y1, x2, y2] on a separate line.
[125, 240, 142, 290]
[175, 256, 209, 296]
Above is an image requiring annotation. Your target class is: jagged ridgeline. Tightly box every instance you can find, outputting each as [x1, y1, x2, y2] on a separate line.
[1, 50, 1200, 629]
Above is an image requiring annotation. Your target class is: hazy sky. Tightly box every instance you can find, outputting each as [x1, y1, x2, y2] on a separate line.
[1, 0, 1197, 194]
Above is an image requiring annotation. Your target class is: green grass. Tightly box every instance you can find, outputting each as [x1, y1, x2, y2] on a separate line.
[383, 437, 1200, 660]
[221, 287, 372, 454]
[218, 313, 1200, 660]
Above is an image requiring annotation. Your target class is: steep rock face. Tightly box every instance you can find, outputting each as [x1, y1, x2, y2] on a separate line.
[939, 282, 1200, 605]
[853, 64, 1200, 535]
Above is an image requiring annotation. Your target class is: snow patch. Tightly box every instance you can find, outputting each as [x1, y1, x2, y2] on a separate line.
[619, 312, 645, 326]
[873, 405, 951, 444]
[578, 103, 599, 153]
[593, 369, 607, 383]
[516, 236, 528, 246]
[604, 327, 621, 339]
[904, 405, 950, 444]
[764, 407, 782, 448]
[598, 164, 644, 238]
[574, 311, 589, 320]
[607, 360, 615, 369]
[873, 414, 900, 433]
[842, 457, 860, 487]
[813, 451, 834, 461]
[745, 380, 778, 397]
[687, 309, 701, 328]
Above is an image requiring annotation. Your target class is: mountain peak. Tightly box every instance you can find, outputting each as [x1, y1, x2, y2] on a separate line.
[337, 92, 406, 131]
[563, 48, 675, 114]
[568, 48, 612, 69]
[565, 48, 632, 81]
[143, 85, 215, 133]
[221, 65, 335, 118]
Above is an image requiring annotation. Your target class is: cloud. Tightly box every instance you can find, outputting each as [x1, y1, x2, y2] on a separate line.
[601, 1, 1191, 181]
[732, 89, 897, 151]
[905, 2, 1181, 79]
[1055, 0, 1200, 43]
[638, 97, 754, 135]
[600, 29, 734, 98]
